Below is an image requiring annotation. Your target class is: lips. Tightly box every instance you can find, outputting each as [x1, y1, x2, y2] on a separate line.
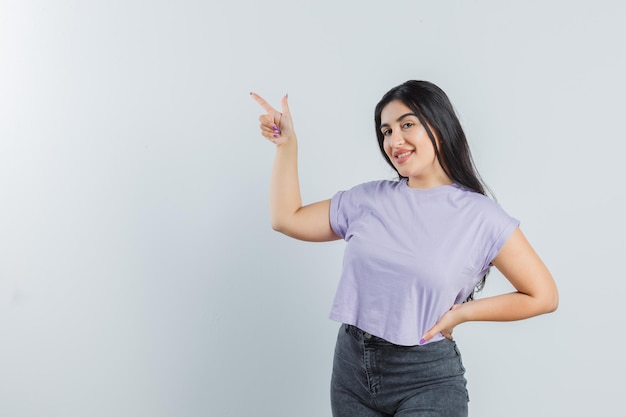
[393, 149, 414, 164]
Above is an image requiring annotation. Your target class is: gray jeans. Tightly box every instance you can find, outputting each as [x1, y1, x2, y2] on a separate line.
[331, 324, 469, 417]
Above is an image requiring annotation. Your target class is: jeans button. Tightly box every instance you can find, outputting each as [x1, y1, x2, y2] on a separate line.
[364, 332, 372, 339]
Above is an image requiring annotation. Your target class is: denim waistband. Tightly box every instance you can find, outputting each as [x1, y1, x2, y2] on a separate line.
[344, 324, 391, 344]
[343, 324, 453, 349]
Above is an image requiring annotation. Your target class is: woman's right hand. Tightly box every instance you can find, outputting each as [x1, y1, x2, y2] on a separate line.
[250, 92, 294, 146]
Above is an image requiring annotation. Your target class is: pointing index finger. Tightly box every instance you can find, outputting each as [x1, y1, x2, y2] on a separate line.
[250, 92, 275, 113]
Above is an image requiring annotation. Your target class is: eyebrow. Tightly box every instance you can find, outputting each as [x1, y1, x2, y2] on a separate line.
[379, 113, 418, 129]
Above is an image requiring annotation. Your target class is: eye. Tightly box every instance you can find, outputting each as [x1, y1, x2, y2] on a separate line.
[382, 128, 392, 136]
[402, 121, 414, 129]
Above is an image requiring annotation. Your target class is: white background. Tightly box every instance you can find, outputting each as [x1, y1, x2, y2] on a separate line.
[1, 1, 624, 416]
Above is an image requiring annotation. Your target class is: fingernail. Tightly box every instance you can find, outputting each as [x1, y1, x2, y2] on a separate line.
[273, 134, 279, 138]
[272, 125, 279, 131]
[419, 338, 426, 345]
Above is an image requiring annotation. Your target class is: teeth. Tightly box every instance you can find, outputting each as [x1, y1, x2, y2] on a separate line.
[396, 151, 411, 158]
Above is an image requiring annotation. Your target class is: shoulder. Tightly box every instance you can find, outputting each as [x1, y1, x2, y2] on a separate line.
[342, 179, 402, 196]
[330, 180, 401, 236]
[447, 184, 515, 218]
[449, 184, 496, 205]
[331, 179, 401, 214]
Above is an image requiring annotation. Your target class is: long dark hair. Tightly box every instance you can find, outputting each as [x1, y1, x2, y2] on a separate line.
[374, 80, 491, 300]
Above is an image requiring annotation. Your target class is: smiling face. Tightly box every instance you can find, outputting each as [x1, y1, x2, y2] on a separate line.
[380, 100, 452, 189]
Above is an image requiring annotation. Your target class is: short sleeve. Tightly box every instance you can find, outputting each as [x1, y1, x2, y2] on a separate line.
[330, 190, 348, 239]
[330, 181, 384, 241]
[479, 203, 520, 272]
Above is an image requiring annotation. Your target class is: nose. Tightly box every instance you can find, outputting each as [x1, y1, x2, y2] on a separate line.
[390, 130, 405, 147]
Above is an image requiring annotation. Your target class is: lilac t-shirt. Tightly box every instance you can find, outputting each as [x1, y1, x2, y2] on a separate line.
[329, 179, 519, 346]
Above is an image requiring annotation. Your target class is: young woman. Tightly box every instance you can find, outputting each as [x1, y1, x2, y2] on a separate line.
[251, 80, 558, 417]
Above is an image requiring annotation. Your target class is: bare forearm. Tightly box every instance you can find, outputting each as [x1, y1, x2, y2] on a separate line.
[269, 137, 302, 231]
[457, 290, 558, 323]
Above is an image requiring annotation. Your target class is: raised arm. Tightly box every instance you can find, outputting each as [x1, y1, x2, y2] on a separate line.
[251, 92, 340, 242]
[420, 227, 558, 343]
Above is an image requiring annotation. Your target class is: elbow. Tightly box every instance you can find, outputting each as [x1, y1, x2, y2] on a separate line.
[548, 280, 559, 313]
[270, 220, 284, 233]
[546, 292, 559, 313]
[540, 288, 559, 315]
[270, 218, 290, 235]
[270, 211, 299, 236]
[270, 213, 282, 231]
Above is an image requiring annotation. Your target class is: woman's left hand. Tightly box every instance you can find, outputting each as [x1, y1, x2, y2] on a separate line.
[420, 304, 463, 344]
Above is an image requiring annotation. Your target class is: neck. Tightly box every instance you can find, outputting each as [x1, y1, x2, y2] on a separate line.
[406, 174, 453, 189]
